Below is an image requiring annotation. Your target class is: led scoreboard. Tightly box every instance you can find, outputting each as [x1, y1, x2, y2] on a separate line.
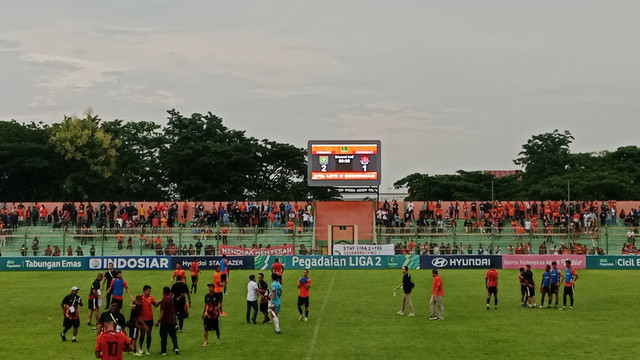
[307, 140, 381, 187]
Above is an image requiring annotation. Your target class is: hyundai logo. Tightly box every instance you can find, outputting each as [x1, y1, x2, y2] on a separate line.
[431, 258, 448, 268]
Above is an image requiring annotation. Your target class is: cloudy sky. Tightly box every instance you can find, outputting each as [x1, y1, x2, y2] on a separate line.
[2, 1, 639, 190]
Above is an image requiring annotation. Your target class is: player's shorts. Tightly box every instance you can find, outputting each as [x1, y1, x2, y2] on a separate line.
[203, 317, 219, 331]
[221, 274, 227, 283]
[260, 301, 268, 313]
[526, 286, 535, 297]
[563, 286, 574, 296]
[191, 275, 198, 284]
[214, 292, 223, 303]
[550, 284, 559, 293]
[520, 285, 527, 295]
[297, 296, 310, 307]
[487, 286, 497, 295]
[275, 274, 282, 283]
[270, 301, 281, 313]
[144, 320, 154, 329]
[128, 325, 139, 340]
[541, 286, 550, 294]
[174, 301, 186, 317]
[88, 297, 98, 310]
[63, 317, 80, 329]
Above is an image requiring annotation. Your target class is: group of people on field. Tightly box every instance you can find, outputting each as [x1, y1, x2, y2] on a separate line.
[59, 255, 311, 359]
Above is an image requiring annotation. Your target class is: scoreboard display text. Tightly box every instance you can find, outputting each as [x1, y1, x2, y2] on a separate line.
[307, 140, 381, 187]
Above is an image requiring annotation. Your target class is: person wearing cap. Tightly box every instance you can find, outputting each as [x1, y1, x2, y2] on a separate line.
[485, 263, 499, 310]
[394, 266, 415, 317]
[202, 283, 221, 346]
[61, 286, 83, 342]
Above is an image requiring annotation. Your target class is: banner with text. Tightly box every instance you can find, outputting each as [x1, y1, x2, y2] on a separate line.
[420, 255, 502, 269]
[0, 257, 88, 271]
[219, 244, 294, 256]
[254, 255, 420, 270]
[88, 256, 171, 270]
[502, 255, 586, 269]
[332, 244, 395, 256]
[587, 255, 640, 269]
[171, 256, 254, 270]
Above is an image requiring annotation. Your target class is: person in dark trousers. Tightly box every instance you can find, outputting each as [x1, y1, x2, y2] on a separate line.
[170, 275, 191, 332]
[156, 287, 179, 355]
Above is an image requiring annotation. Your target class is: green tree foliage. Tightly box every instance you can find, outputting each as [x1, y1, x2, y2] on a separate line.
[100, 120, 167, 199]
[513, 129, 574, 183]
[49, 111, 121, 199]
[0, 121, 66, 201]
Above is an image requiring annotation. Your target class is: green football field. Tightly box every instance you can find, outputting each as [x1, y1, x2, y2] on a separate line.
[0, 268, 636, 360]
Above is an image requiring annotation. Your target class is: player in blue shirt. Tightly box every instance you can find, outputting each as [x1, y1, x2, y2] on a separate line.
[269, 273, 282, 334]
[550, 261, 561, 307]
[540, 265, 552, 308]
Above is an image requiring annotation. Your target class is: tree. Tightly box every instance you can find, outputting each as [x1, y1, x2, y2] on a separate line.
[0, 121, 66, 200]
[513, 129, 574, 183]
[49, 111, 121, 199]
[100, 120, 168, 199]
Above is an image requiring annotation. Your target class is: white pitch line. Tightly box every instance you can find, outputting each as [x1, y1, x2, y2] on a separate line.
[306, 271, 336, 360]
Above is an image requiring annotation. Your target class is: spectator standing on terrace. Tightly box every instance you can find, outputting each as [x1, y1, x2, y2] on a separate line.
[394, 266, 415, 316]
[485, 264, 499, 310]
[429, 269, 444, 320]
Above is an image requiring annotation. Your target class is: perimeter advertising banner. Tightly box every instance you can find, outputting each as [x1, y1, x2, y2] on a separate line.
[587, 255, 640, 269]
[88, 256, 171, 270]
[502, 255, 586, 269]
[0, 257, 87, 271]
[254, 255, 420, 270]
[420, 255, 502, 269]
[171, 256, 255, 270]
[219, 244, 294, 256]
[332, 244, 395, 255]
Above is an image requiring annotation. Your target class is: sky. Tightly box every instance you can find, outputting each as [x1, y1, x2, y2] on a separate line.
[2, 1, 639, 190]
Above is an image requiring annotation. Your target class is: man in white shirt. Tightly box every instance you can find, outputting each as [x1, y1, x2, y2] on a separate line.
[246, 275, 259, 324]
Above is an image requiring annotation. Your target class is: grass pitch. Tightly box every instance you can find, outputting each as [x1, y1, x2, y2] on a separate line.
[0, 268, 636, 360]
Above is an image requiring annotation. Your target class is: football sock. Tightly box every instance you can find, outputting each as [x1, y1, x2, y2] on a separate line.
[305, 310, 309, 317]
[273, 315, 280, 332]
[494, 299, 498, 306]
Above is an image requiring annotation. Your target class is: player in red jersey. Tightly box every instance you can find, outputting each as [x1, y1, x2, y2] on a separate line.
[485, 263, 499, 310]
[95, 321, 133, 360]
[190, 258, 200, 294]
[171, 263, 187, 283]
[271, 257, 284, 284]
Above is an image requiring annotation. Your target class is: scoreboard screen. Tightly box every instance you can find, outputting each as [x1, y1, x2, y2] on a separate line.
[307, 140, 381, 187]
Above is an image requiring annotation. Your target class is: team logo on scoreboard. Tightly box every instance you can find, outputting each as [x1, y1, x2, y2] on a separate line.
[319, 156, 329, 165]
[359, 156, 370, 171]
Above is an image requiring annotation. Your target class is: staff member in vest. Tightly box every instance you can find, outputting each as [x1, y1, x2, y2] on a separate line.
[61, 286, 83, 342]
[394, 266, 415, 316]
[560, 260, 579, 311]
[106, 271, 134, 310]
[220, 255, 230, 295]
[103, 262, 116, 310]
[297, 269, 312, 321]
